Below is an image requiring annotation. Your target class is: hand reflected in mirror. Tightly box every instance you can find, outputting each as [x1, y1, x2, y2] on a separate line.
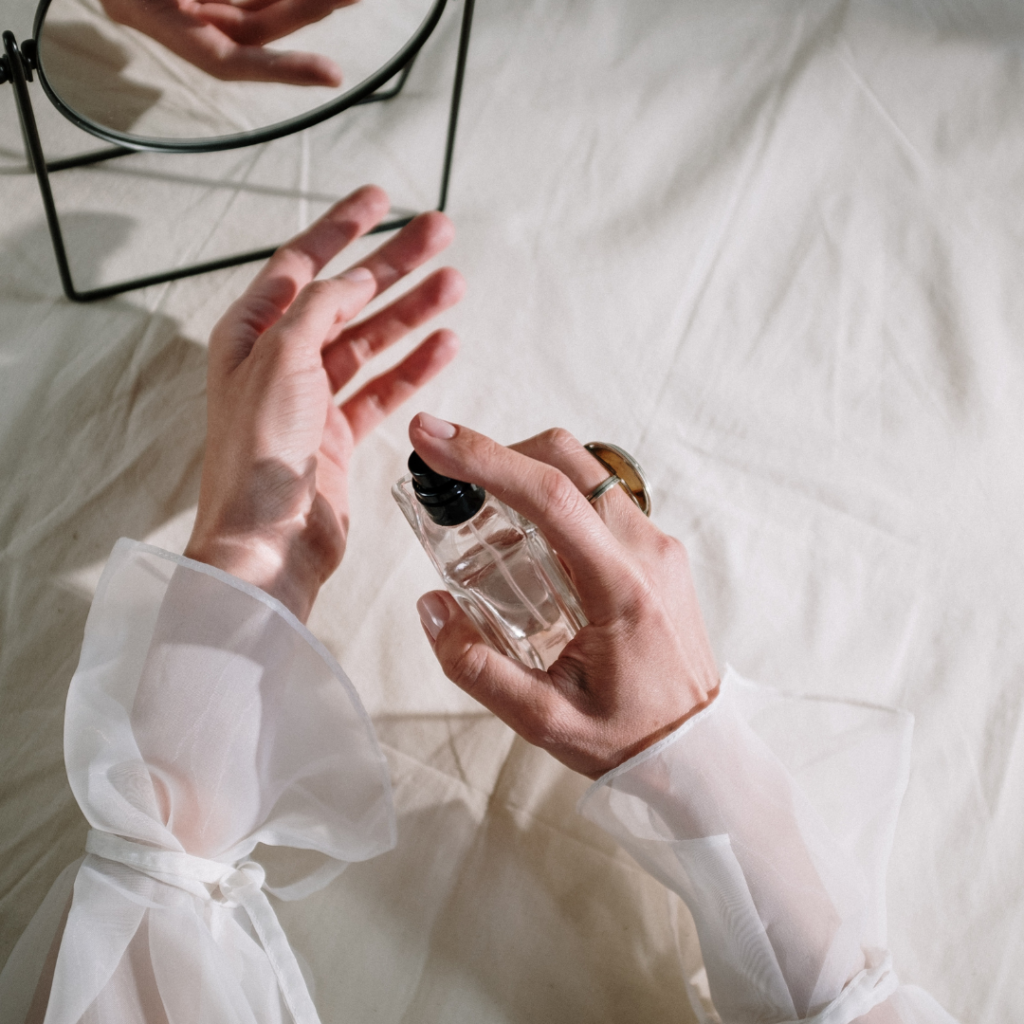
[98, 0, 356, 86]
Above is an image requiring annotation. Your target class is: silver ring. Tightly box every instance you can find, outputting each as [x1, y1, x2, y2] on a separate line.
[584, 442, 652, 516]
[586, 473, 622, 505]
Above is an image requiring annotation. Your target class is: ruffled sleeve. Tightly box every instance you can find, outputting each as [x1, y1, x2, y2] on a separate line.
[0, 539, 396, 1024]
[578, 667, 959, 1024]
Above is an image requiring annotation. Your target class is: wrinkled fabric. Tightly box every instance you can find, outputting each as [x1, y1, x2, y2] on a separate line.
[4, 0, 1024, 1018]
[0, 540, 395, 1024]
[581, 669, 957, 1024]
[1, 541, 961, 1024]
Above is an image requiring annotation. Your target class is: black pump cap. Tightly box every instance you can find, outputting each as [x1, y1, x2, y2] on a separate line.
[408, 451, 486, 526]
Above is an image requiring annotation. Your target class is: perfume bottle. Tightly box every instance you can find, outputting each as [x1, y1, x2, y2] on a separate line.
[393, 452, 587, 671]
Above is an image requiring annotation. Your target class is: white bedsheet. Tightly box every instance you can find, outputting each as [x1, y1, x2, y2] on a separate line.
[2, 0, 1022, 1020]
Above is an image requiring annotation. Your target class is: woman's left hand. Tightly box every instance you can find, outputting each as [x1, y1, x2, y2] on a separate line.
[185, 185, 464, 621]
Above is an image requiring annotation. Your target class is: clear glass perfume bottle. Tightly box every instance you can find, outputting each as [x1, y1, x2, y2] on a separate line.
[393, 452, 587, 671]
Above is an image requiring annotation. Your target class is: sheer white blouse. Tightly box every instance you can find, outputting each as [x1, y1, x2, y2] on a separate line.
[0, 540, 959, 1024]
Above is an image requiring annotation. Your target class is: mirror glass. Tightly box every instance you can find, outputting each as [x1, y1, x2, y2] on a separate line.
[35, 0, 440, 144]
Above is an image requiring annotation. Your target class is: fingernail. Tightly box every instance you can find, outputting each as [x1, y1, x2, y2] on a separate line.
[417, 593, 449, 642]
[414, 412, 457, 440]
[340, 266, 374, 283]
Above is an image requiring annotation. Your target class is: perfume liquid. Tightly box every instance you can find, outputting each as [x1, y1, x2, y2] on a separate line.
[393, 453, 586, 671]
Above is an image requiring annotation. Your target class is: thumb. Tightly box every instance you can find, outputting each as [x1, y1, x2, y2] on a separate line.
[416, 591, 565, 743]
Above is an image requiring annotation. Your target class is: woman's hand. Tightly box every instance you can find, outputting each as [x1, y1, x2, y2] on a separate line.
[99, 0, 352, 86]
[193, 0, 359, 50]
[409, 415, 719, 779]
[185, 186, 463, 621]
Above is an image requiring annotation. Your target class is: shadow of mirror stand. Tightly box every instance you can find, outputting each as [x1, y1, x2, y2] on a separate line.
[0, 0, 474, 303]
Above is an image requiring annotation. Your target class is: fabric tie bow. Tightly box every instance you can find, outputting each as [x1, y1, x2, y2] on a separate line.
[85, 829, 323, 1024]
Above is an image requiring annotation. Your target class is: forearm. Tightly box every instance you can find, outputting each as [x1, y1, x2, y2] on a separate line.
[618, 693, 859, 1014]
[579, 668, 930, 1024]
[1, 539, 395, 1024]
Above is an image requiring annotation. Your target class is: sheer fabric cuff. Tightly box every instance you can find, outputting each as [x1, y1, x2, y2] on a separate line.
[579, 666, 955, 1024]
[0, 539, 396, 1024]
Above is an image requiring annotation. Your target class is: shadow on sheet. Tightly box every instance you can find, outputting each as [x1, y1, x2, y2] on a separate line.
[0, 214, 207, 962]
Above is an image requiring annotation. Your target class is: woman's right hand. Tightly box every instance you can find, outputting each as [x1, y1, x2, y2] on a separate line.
[409, 414, 720, 779]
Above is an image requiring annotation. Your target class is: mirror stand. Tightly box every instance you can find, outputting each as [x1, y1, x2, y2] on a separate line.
[0, 0, 474, 303]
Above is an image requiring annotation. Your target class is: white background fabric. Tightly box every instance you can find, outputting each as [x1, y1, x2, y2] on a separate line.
[2, 0, 1024, 1021]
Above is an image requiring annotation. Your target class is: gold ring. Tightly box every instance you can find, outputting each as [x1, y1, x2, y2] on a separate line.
[584, 442, 652, 516]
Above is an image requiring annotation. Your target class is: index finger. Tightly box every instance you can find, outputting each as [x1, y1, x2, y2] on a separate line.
[408, 417, 643, 622]
[509, 429, 645, 540]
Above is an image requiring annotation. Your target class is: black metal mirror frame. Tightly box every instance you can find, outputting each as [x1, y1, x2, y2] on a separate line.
[0, 0, 475, 302]
[32, 0, 450, 153]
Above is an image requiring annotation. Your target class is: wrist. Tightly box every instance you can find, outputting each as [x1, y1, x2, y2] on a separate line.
[583, 680, 722, 780]
[183, 532, 323, 622]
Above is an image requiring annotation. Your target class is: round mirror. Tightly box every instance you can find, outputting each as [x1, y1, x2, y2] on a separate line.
[33, 0, 447, 151]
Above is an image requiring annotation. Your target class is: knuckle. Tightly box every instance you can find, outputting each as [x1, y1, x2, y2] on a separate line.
[361, 390, 386, 419]
[654, 532, 689, 567]
[517, 696, 575, 751]
[457, 431, 493, 471]
[447, 641, 490, 695]
[524, 715, 569, 752]
[303, 278, 338, 302]
[251, 330, 287, 369]
[537, 426, 580, 454]
[537, 467, 583, 520]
